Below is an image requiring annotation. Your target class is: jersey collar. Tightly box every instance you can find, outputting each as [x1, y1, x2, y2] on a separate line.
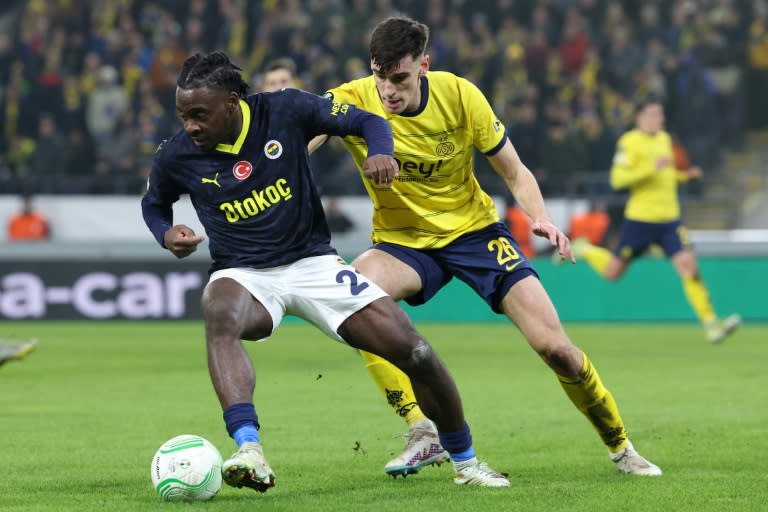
[215, 98, 250, 154]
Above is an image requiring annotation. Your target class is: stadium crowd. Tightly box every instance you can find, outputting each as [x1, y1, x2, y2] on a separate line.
[1, 0, 767, 198]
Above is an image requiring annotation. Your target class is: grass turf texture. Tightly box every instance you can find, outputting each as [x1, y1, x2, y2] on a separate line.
[0, 321, 765, 512]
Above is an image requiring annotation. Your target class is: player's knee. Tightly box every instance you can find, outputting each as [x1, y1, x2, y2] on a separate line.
[203, 295, 230, 320]
[351, 251, 379, 278]
[537, 340, 581, 375]
[405, 338, 435, 370]
[544, 350, 575, 374]
[384, 336, 434, 372]
[202, 300, 242, 337]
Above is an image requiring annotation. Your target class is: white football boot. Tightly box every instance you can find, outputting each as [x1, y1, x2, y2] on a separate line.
[452, 458, 510, 487]
[222, 442, 275, 492]
[610, 442, 662, 476]
[384, 420, 450, 477]
[706, 314, 741, 344]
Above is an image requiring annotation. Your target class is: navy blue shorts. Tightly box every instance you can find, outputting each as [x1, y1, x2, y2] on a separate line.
[613, 218, 691, 260]
[374, 222, 538, 314]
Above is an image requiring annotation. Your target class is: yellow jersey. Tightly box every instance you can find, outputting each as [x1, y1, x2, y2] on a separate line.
[610, 129, 690, 223]
[326, 71, 507, 249]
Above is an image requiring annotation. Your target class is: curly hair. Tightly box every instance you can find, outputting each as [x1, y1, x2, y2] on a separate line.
[177, 51, 249, 98]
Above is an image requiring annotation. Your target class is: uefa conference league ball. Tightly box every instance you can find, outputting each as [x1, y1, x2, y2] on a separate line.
[150, 434, 223, 501]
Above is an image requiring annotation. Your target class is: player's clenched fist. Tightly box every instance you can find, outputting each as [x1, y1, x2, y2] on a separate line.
[164, 224, 205, 259]
[363, 154, 399, 186]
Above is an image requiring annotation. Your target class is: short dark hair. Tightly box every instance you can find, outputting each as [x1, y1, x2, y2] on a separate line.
[264, 57, 297, 76]
[177, 51, 249, 98]
[369, 16, 429, 74]
[634, 96, 663, 115]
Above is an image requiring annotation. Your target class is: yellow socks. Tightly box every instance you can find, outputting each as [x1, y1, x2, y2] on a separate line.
[682, 275, 717, 325]
[362, 348, 633, 453]
[580, 243, 612, 276]
[360, 350, 427, 426]
[580, 242, 717, 327]
[558, 353, 629, 453]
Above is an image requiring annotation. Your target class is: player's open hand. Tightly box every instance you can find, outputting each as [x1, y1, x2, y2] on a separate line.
[685, 165, 703, 180]
[164, 224, 205, 259]
[533, 221, 575, 264]
[363, 154, 399, 186]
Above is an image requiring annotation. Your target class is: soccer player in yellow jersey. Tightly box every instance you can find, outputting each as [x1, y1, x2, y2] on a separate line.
[573, 98, 741, 344]
[312, 16, 661, 478]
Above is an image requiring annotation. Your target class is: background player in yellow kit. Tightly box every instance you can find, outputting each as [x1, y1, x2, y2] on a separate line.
[571, 98, 741, 344]
[314, 16, 662, 478]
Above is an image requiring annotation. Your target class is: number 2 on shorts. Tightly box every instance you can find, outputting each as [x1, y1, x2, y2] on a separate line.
[336, 269, 370, 296]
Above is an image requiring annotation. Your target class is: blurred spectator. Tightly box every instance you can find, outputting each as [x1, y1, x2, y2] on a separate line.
[670, 52, 720, 170]
[33, 51, 65, 123]
[636, 4, 666, 46]
[2, 66, 38, 149]
[538, 120, 588, 196]
[672, 133, 692, 172]
[0, 33, 13, 85]
[148, 31, 187, 106]
[0, 0, 758, 196]
[7, 194, 50, 242]
[505, 204, 535, 258]
[525, 29, 551, 89]
[508, 102, 544, 173]
[61, 128, 96, 191]
[61, 75, 87, 134]
[30, 113, 67, 193]
[568, 198, 611, 246]
[577, 109, 617, 176]
[101, 109, 142, 193]
[701, 1, 747, 149]
[86, 65, 129, 150]
[262, 57, 300, 92]
[747, 0, 768, 130]
[530, 4, 559, 47]
[670, 133, 703, 196]
[559, 8, 590, 76]
[603, 27, 646, 97]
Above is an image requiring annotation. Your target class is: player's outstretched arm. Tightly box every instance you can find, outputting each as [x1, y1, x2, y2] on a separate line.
[163, 225, 205, 259]
[681, 165, 703, 180]
[488, 139, 574, 263]
[307, 134, 329, 155]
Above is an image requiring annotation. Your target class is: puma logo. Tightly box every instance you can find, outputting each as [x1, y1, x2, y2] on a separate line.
[201, 172, 221, 188]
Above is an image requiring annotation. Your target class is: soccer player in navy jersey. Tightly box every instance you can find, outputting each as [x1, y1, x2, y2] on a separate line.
[141, 51, 509, 491]
[311, 16, 662, 477]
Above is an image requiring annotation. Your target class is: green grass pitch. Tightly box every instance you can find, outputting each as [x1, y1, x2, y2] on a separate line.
[0, 321, 765, 511]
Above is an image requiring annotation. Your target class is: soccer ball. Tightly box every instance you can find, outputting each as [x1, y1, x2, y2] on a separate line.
[150, 434, 223, 501]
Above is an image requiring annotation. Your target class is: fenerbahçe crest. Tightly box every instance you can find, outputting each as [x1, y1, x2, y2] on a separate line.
[264, 140, 283, 160]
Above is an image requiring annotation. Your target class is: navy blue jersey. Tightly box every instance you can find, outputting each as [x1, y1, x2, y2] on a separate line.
[142, 89, 392, 272]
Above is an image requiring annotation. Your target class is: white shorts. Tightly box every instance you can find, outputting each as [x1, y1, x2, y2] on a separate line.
[207, 255, 389, 343]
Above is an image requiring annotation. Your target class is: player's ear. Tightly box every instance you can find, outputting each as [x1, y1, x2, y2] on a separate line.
[228, 91, 240, 110]
[419, 54, 430, 76]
